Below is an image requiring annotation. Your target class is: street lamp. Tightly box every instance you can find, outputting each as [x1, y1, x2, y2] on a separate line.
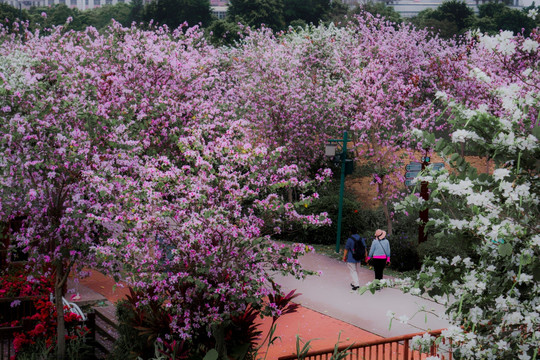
[325, 131, 353, 253]
[325, 143, 337, 157]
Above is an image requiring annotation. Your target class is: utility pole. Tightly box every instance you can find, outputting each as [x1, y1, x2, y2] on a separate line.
[325, 131, 353, 253]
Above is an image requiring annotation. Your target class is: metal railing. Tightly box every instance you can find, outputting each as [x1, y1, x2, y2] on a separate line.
[278, 329, 452, 360]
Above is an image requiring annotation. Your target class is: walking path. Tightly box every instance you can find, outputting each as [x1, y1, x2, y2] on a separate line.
[272, 252, 450, 338]
[68, 251, 450, 359]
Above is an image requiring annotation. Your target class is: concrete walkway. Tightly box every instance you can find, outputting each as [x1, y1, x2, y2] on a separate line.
[271, 251, 451, 338]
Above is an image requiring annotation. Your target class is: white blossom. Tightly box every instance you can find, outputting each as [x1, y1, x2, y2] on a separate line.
[441, 325, 465, 342]
[451, 129, 482, 143]
[435, 91, 448, 101]
[532, 234, 540, 248]
[411, 128, 423, 137]
[462, 258, 474, 268]
[522, 39, 539, 53]
[516, 273, 533, 284]
[469, 67, 492, 83]
[398, 315, 410, 324]
[448, 219, 469, 230]
[469, 306, 483, 322]
[503, 311, 523, 325]
[439, 179, 474, 196]
[451, 255, 462, 266]
[521, 68, 533, 78]
[466, 191, 494, 207]
[435, 256, 449, 265]
[493, 168, 510, 181]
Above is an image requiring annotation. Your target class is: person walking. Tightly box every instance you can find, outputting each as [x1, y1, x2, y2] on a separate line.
[367, 229, 391, 287]
[342, 229, 367, 291]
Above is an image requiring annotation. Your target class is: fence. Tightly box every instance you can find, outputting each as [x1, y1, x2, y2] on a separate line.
[278, 329, 452, 360]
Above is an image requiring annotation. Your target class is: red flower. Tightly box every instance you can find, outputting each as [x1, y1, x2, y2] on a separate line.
[34, 323, 45, 334]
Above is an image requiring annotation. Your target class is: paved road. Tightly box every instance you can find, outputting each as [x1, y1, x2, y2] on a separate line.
[271, 251, 451, 338]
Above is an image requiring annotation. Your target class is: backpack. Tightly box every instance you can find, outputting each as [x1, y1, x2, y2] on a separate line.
[351, 235, 366, 262]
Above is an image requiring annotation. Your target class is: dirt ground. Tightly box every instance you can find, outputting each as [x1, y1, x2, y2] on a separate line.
[347, 149, 494, 209]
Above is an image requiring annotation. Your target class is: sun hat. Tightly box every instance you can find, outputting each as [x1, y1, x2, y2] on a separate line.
[375, 229, 386, 239]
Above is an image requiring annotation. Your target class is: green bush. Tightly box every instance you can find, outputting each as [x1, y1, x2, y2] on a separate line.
[417, 235, 477, 262]
[110, 299, 155, 360]
[278, 193, 386, 246]
[387, 235, 419, 272]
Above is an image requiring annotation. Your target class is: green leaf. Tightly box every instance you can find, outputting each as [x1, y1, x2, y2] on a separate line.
[357, 286, 368, 295]
[442, 146, 454, 155]
[532, 125, 540, 141]
[434, 232, 445, 240]
[520, 255, 532, 266]
[532, 263, 540, 282]
[203, 349, 218, 360]
[435, 141, 446, 152]
[478, 173, 489, 182]
[498, 243, 513, 257]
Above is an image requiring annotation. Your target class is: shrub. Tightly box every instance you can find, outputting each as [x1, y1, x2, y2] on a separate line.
[111, 289, 172, 360]
[278, 193, 386, 246]
[416, 234, 478, 262]
[388, 235, 420, 272]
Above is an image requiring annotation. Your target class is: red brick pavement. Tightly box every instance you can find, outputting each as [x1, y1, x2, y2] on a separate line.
[78, 269, 381, 359]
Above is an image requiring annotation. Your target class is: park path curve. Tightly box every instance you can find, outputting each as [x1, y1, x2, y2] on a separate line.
[270, 251, 451, 338]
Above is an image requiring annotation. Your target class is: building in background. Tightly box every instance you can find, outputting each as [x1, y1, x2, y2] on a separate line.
[1, 0, 222, 12]
[1, 0, 137, 10]
[343, 0, 524, 17]
[210, 0, 227, 18]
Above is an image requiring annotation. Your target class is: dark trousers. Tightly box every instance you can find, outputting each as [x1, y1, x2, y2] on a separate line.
[373, 258, 386, 280]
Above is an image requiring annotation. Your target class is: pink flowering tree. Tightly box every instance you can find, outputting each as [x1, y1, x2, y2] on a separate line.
[335, 15, 468, 234]
[226, 24, 348, 176]
[226, 15, 465, 234]
[0, 22, 329, 358]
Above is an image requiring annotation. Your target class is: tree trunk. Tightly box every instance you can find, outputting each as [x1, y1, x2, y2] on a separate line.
[382, 200, 393, 236]
[55, 263, 66, 360]
[377, 175, 393, 236]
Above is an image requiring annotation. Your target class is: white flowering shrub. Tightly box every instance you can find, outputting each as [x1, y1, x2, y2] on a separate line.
[0, 49, 39, 105]
[396, 31, 540, 359]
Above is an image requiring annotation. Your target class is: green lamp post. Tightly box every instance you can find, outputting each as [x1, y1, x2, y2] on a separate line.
[325, 131, 354, 253]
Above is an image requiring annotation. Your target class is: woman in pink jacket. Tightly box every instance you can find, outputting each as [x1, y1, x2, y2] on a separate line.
[367, 229, 391, 284]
